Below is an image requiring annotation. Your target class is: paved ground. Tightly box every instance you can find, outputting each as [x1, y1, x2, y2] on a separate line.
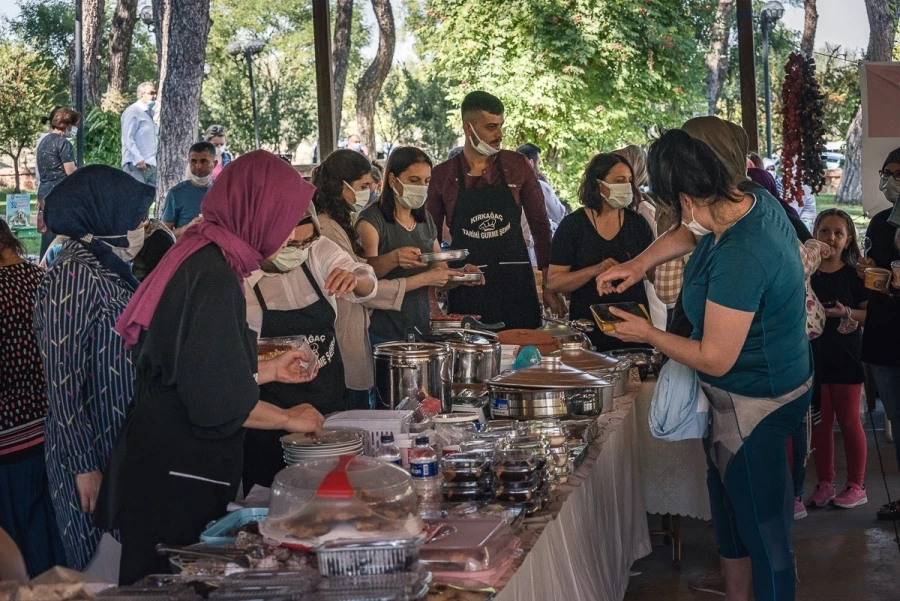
[625, 408, 900, 601]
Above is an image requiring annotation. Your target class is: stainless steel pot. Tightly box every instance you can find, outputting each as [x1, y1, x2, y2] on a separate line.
[486, 357, 615, 418]
[373, 342, 451, 411]
[437, 329, 501, 387]
[548, 343, 633, 397]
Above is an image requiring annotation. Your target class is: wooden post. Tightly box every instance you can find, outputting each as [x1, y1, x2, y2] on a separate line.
[735, 0, 759, 152]
[312, 0, 336, 162]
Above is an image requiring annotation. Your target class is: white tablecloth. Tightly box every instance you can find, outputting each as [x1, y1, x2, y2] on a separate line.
[496, 398, 652, 601]
[633, 379, 712, 520]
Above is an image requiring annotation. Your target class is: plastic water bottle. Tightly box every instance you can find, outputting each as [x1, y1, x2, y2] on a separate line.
[374, 434, 402, 466]
[409, 436, 441, 503]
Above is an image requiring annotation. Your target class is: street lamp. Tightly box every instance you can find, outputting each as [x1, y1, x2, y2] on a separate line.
[227, 39, 266, 150]
[760, 0, 784, 159]
[139, 5, 154, 31]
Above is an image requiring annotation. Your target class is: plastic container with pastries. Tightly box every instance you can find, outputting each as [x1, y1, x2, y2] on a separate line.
[440, 452, 491, 483]
[419, 517, 518, 572]
[259, 456, 425, 549]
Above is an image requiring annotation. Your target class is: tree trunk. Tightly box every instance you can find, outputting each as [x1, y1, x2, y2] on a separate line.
[834, 0, 898, 205]
[835, 107, 862, 205]
[154, 0, 212, 211]
[355, 0, 395, 157]
[332, 0, 354, 133]
[82, 0, 106, 107]
[12, 147, 22, 194]
[800, 0, 818, 56]
[704, 0, 735, 116]
[107, 0, 138, 96]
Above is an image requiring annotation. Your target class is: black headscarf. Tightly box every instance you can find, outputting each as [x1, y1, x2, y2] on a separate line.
[44, 165, 155, 290]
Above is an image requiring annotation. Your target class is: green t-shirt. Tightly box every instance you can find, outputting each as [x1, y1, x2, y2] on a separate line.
[682, 190, 811, 397]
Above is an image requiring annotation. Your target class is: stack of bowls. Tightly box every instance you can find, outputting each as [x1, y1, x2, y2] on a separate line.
[281, 429, 366, 466]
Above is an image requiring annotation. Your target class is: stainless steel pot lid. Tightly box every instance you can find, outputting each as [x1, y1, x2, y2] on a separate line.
[487, 357, 612, 390]
[373, 341, 449, 358]
[548, 343, 629, 372]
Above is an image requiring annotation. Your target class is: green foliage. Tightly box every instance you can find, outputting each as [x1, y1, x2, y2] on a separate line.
[408, 0, 716, 202]
[1, 0, 74, 105]
[3, 0, 158, 113]
[0, 42, 55, 191]
[814, 45, 862, 142]
[83, 106, 122, 166]
[201, 0, 370, 154]
[376, 64, 458, 158]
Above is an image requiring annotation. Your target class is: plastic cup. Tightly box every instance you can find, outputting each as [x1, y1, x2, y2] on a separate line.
[892, 261, 900, 287]
[864, 267, 891, 292]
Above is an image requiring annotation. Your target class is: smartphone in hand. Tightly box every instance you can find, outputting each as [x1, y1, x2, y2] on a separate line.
[590, 302, 651, 332]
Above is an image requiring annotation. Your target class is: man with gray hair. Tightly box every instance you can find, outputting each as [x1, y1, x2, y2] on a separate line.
[121, 82, 159, 186]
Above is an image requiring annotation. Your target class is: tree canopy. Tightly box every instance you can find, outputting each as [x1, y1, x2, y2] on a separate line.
[408, 0, 717, 200]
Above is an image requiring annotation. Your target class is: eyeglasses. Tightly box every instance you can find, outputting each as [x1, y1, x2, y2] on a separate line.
[208, 125, 227, 136]
[288, 233, 320, 250]
[879, 169, 900, 182]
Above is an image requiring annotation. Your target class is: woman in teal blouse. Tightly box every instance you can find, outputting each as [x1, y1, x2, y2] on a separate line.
[597, 130, 811, 601]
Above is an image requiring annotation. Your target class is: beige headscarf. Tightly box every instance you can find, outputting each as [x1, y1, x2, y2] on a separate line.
[681, 116, 750, 187]
[613, 145, 648, 187]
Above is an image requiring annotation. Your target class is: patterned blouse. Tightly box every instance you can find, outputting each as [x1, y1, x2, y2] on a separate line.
[33, 242, 135, 475]
[0, 261, 47, 463]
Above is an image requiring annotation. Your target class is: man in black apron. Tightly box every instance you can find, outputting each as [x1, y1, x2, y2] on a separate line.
[243, 210, 375, 489]
[426, 91, 564, 329]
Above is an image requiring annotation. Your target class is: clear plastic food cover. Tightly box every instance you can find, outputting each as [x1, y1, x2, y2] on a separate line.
[257, 336, 316, 378]
[260, 456, 425, 548]
[419, 517, 517, 572]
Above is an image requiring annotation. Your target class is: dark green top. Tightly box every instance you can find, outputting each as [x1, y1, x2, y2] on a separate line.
[358, 204, 438, 341]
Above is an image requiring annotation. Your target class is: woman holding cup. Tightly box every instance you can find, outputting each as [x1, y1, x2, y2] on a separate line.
[856, 146, 900, 521]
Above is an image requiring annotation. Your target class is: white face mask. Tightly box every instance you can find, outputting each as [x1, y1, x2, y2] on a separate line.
[215, 144, 226, 155]
[191, 173, 212, 187]
[68, 126, 78, 138]
[683, 206, 713, 237]
[344, 181, 370, 208]
[392, 181, 428, 210]
[272, 245, 309, 272]
[879, 176, 900, 204]
[467, 124, 500, 157]
[92, 227, 146, 262]
[601, 181, 633, 209]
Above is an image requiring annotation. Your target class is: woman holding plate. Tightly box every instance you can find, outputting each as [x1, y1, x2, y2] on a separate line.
[357, 146, 483, 343]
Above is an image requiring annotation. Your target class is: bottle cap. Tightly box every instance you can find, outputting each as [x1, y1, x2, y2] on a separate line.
[380, 434, 394, 443]
[415, 436, 429, 445]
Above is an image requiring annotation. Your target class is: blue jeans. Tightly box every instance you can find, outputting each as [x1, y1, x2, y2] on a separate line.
[869, 364, 900, 471]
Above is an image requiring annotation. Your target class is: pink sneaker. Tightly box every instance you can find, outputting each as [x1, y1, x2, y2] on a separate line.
[834, 483, 868, 509]
[806, 482, 836, 508]
[794, 498, 808, 520]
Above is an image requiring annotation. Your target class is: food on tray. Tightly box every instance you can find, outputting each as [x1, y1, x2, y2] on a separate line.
[262, 457, 425, 546]
[428, 584, 497, 601]
[431, 313, 481, 322]
[257, 343, 293, 360]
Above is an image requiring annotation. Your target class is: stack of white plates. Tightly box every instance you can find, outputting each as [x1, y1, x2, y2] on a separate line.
[281, 429, 366, 466]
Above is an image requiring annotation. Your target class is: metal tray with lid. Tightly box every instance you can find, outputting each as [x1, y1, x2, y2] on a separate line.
[486, 357, 615, 418]
[549, 343, 632, 397]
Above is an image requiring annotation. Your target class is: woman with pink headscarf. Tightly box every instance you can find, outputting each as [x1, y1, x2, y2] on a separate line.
[95, 151, 325, 584]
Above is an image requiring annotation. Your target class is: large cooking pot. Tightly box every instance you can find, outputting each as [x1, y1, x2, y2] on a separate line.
[434, 329, 501, 387]
[486, 357, 615, 419]
[374, 342, 451, 411]
[548, 343, 633, 397]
